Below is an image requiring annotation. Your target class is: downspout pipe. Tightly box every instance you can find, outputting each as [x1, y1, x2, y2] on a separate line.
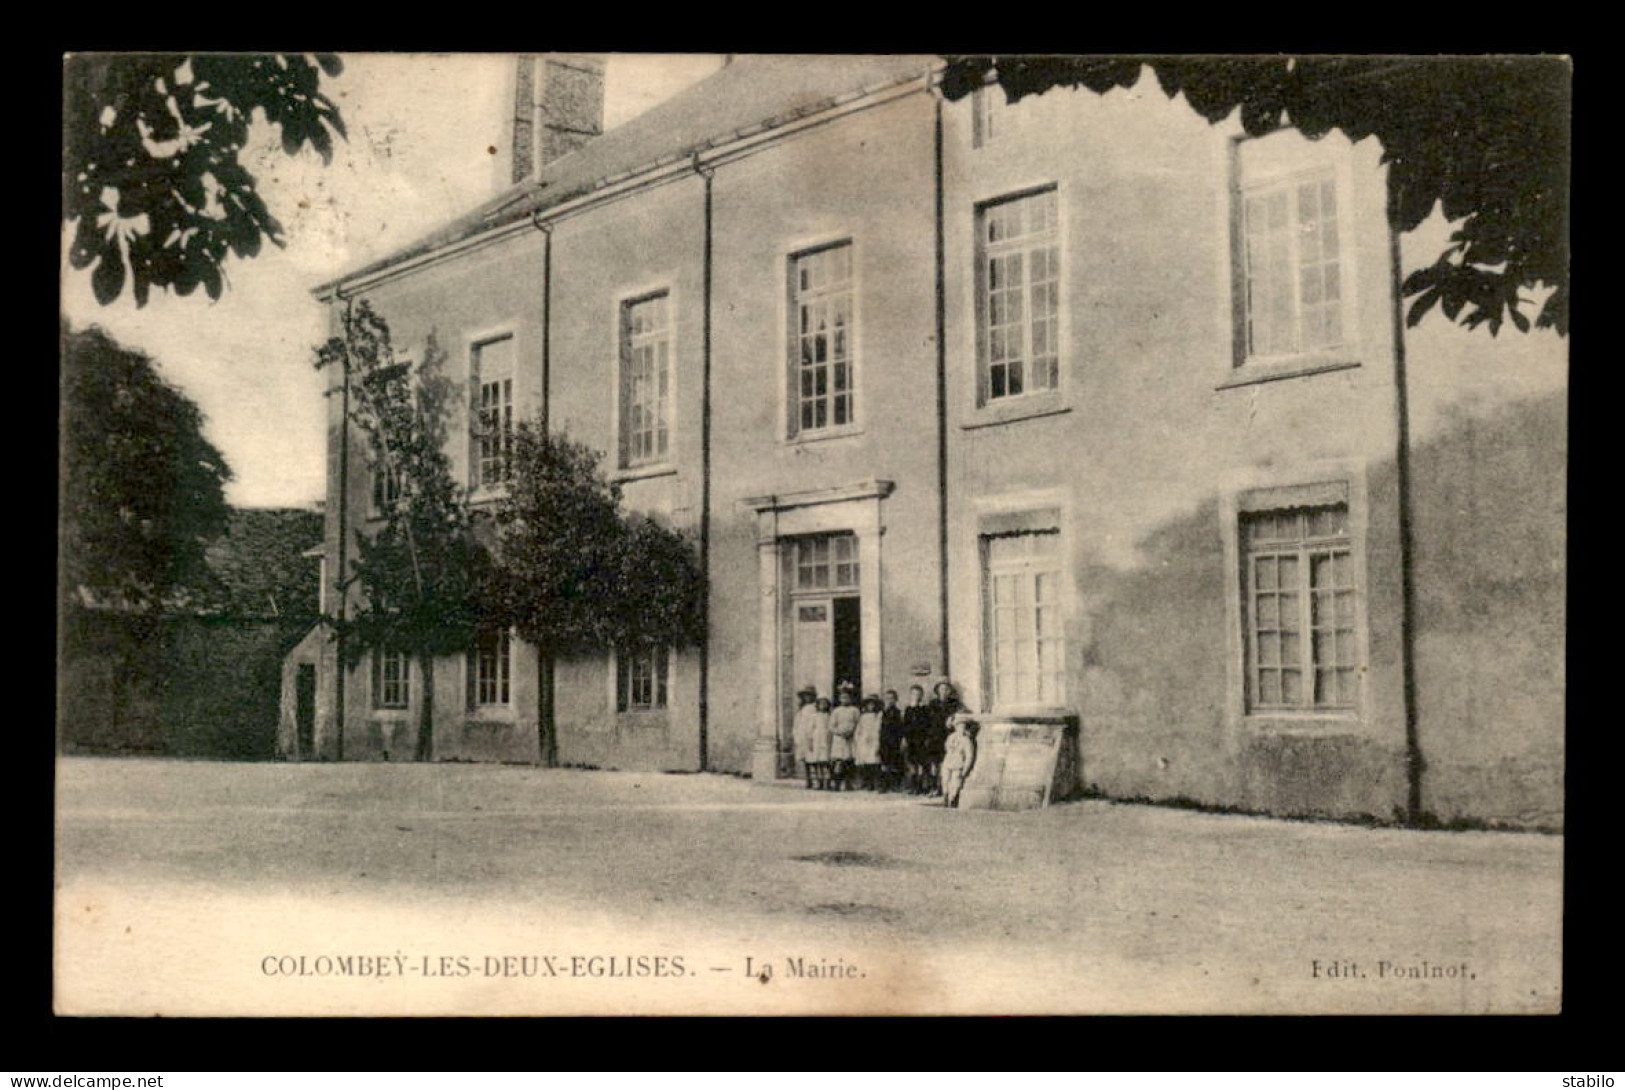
[529, 208, 558, 766]
[1388, 227, 1424, 824]
[692, 153, 715, 773]
[928, 80, 951, 680]
[331, 282, 355, 763]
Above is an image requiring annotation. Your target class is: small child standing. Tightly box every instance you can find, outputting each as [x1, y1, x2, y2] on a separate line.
[853, 695, 883, 790]
[792, 685, 819, 788]
[901, 685, 932, 794]
[827, 688, 860, 791]
[808, 697, 833, 790]
[878, 689, 905, 792]
[941, 713, 979, 808]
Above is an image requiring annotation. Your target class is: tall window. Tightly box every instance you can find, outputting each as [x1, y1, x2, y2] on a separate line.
[973, 84, 1026, 147]
[616, 646, 669, 712]
[977, 189, 1059, 404]
[473, 336, 514, 488]
[983, 530, 1065, 707]
[471, 628, 511, 707]
[1243, 504, 1358, 711]
[373, 648, 410, 709]
[1235, 131, 1347, 363]
[794, 534, 859, 592]
[371, 456, 402, 514]
[620, 292, 672, 467]
[788, 242, 855, 436]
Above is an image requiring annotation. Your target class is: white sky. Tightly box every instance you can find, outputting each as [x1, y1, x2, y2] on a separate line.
[60, 53, 726, 510]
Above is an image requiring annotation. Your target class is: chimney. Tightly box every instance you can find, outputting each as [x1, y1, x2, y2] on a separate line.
[508, 53, 605, 186]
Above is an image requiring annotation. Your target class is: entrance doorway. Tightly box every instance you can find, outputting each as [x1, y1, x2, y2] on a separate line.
[787, 532, 863, 703]
[295, 664, 316, 759]
[792, 595, 862, 700]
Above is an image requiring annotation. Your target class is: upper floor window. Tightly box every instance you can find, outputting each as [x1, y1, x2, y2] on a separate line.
[794, 533, 859, 592]
[373, 647, 410, 710]
[976, 188, 1060, 405]
[982, 530, 1065, 708]
[619, 292, 672, 468]
[472, 336, 515, 489]
[616, 645, 669, 712]
[470, 627, 512, 708]
[1234, 130, 1348, 365]
[371, 456, 402, 514]
[787, 242, 855, 437]
[973, 83, 1027, 147]
[1242, 504, 1359, 712]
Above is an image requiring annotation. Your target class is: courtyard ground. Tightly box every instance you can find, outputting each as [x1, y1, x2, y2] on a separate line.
[54, 757, 1562, 1016]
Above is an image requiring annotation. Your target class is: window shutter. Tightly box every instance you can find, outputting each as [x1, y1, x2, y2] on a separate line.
[615, 649, 628, 712]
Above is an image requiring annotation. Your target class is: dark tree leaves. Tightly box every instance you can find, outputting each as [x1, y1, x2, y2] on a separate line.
[60, 322, 234, 614]
[493, 424, 706, 656]
[64, 53, 346, 308]
[939, 55, 1569, 337]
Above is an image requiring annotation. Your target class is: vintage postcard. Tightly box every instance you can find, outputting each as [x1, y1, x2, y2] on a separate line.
[57, 52, 1567, 1016]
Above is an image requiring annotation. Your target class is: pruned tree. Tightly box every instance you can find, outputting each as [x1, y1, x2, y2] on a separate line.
[315, 300, 495, 761]
[492, 422, 706, 654]
[938, 55, 1569, 336]
[64, 52, 346, 307]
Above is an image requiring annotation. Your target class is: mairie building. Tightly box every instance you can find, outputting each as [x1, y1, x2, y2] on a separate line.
[280, 54, 1566, 829]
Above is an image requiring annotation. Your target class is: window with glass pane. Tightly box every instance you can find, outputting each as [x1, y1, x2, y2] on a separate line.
[472, 628, 511, 707]
[984, 530, 1065, 707]
[373, 648, 409, 709]
[371, 456, 402, 513]
[1243, 505, 1357, 711]
[617, 646, 669, 712]
[973, 84, 1025, 147]
[1236, 133, 1345, 363]
[789, 242, 854, 436]
[794, 534, 858, 592]
[473, 337, 514, 487]
[620, 292, 672, 466]
[978, 189, 1059, 404]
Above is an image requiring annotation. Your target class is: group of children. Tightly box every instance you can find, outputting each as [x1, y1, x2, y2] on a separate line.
[791, 680, 980, 807]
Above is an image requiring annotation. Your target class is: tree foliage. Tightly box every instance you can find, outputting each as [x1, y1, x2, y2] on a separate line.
[313, 301, 495, 667]
[60, 321, 234, 614]
[939, 55, 1569, 336]
[64, 53, 346, 307]
[493, 423, 706, 655]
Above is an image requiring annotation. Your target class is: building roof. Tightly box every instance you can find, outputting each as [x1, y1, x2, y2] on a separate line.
[315, 54, 935, 295]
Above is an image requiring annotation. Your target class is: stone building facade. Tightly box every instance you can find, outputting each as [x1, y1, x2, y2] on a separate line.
[281, 55, 1565, 828]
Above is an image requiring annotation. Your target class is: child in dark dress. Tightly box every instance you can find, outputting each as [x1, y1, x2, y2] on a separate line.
[901, 684, 932, 794]
[878, 689, 905, 792]
[924, 680, 962, 797]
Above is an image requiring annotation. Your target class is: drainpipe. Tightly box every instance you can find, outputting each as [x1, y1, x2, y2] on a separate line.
[929, 80, 951, 679]
[693, 153, 715, 772]
[331, 283, 354, 763]
[1388, 227, 1423, 824]
[530, 208, 558, 767]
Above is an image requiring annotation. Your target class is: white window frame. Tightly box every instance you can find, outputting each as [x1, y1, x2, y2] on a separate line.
[469, 332, 517, 493]
[972, 82, 1028, 148]
[469, 627, 512, 709]
[1242, 505, 1360, 713]
[615, 645, 670, 713]
[786, 239, 859, 440]
[372, 647, 411, 711]
[790, 532, 860, 595]
[1228, 129, 1360, 375]
[980, 529, 1066, 711]
[617, 289, 674, 470]
[975, 186, 1062, 408]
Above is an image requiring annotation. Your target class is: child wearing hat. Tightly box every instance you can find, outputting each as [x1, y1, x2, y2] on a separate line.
[853, 695, 883, 790]
[941, 712, 980, 808]
[808, 696, 833, 790]
[792, 685, 819, 789]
